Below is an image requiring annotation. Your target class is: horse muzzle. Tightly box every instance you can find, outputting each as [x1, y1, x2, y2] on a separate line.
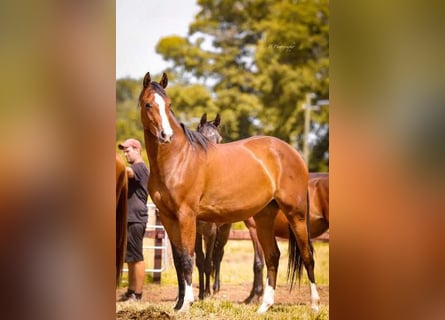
[159, 130, 173, 143]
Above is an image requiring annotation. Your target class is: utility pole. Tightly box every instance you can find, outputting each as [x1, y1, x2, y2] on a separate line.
[303, 93, 315, 164]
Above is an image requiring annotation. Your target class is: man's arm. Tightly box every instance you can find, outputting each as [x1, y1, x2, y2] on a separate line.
[126, 167, 135, 178]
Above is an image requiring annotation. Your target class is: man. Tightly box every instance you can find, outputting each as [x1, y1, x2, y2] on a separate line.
[117, 138, 149, 302]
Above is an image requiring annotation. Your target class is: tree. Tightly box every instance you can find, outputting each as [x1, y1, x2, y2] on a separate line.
[153, 0, 329, 168]
[254, 0, 329, 169]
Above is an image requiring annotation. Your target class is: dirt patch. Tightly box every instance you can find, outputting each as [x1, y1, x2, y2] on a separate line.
[116, 283, 329, 319]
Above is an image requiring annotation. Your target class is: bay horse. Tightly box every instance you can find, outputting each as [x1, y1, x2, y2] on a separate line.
[196, 116, 329, 303]
[116, 153, 128, 285]
[139, 72, 320, 313]
[244, 172, 329, 303]
[194, 113, 232, 300]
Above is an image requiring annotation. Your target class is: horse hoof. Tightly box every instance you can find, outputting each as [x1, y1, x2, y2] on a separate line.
[176, 301, 193, 313]
[243, 294, 261, 304]
[311, 303, 320, 313]
[177, 305, 189, 313]
[173, 298, 183, 311]
[257, 303, 272, 314]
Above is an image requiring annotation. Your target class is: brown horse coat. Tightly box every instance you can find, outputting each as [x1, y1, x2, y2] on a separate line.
[139, 72, 319, 313]
[116, 153, 128, 285]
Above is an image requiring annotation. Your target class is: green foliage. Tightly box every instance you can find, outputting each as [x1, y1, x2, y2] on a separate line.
[117, 0, 329, 170]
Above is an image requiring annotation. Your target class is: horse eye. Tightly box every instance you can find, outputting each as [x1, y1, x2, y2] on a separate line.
[145, 103, 151, 109]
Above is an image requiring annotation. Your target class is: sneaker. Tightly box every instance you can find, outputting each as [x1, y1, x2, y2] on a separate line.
[118, 292, 140, 302]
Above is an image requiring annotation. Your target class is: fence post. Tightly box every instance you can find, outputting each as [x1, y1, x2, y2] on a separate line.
[152, 209, 163, 283]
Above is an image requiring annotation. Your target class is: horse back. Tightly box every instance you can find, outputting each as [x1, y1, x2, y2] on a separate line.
[209, 136, 307, 183]
[197, 136, 307, 222]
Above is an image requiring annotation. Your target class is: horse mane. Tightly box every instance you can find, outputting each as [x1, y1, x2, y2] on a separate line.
[180, 123, 211, 152]
[151, 82, 167, 97]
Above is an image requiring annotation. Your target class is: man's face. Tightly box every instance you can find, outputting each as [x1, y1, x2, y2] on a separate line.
[123, 146, 139, 164]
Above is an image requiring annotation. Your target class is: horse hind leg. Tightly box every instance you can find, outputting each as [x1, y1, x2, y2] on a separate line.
[243, 217, 265, 304]
[289, 223, 320, 312]
[194, 233, 206, 300]
[278, 192, 320, 312]
[252, 204, 280, 313]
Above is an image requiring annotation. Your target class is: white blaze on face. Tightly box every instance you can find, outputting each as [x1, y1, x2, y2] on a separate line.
[154, 93, 173, 137]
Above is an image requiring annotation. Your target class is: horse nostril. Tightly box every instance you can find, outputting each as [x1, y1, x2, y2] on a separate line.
[160, 131, 166, 139]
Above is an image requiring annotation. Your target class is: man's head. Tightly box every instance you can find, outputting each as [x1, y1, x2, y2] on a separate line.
[118, 138, 143, 164]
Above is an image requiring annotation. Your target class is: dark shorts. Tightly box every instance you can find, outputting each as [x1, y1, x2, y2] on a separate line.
[125, 222, 146, 263]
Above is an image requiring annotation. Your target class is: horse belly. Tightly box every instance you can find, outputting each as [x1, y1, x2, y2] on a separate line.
[198, 188, 273, 224]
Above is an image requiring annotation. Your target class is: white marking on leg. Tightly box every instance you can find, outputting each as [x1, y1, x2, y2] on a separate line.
[257, 278, 275, 313]
[178, 280, 194, 312]
[154, 93, 173, 137]
[310, 282, 320, 312]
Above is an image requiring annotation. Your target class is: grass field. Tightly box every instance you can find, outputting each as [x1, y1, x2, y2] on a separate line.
[121, 237, 329, 286]
[117, 239, 329, 319]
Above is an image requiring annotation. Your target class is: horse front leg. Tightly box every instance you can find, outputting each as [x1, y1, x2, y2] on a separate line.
[170, 241, 186, 310]
[174, 212, 197, 312]
[160, 212, 196, 312]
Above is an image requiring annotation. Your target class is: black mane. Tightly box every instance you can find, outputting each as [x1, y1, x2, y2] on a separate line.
[181, 123, 211, 152]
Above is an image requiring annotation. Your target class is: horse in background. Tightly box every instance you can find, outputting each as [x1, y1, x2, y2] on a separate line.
[139, 72, 319, 313]
[194, 113, 231, 299]
[116, 153, 128, 285]
[197, 115, 329, 303]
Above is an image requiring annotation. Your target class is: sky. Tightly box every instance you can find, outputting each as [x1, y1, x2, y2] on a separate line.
[116, 0, 200, 79]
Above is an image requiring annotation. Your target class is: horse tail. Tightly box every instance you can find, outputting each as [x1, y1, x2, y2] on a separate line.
[287, 189, 313, 290]
[116, 156, 128, 286]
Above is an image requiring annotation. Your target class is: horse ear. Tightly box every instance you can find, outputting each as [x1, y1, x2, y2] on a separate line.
[200, 113, 208, 125]
[160, 72, 168, 88]
[214, 113, 221, 127]
[143, 72, 151, 88]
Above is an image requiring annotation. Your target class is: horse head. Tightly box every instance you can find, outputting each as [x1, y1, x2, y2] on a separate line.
[196, 113, 222, 144]
[139, 72, 174, 143]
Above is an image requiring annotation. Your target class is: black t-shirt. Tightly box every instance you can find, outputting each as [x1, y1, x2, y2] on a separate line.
[127, 162, 149, 223]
